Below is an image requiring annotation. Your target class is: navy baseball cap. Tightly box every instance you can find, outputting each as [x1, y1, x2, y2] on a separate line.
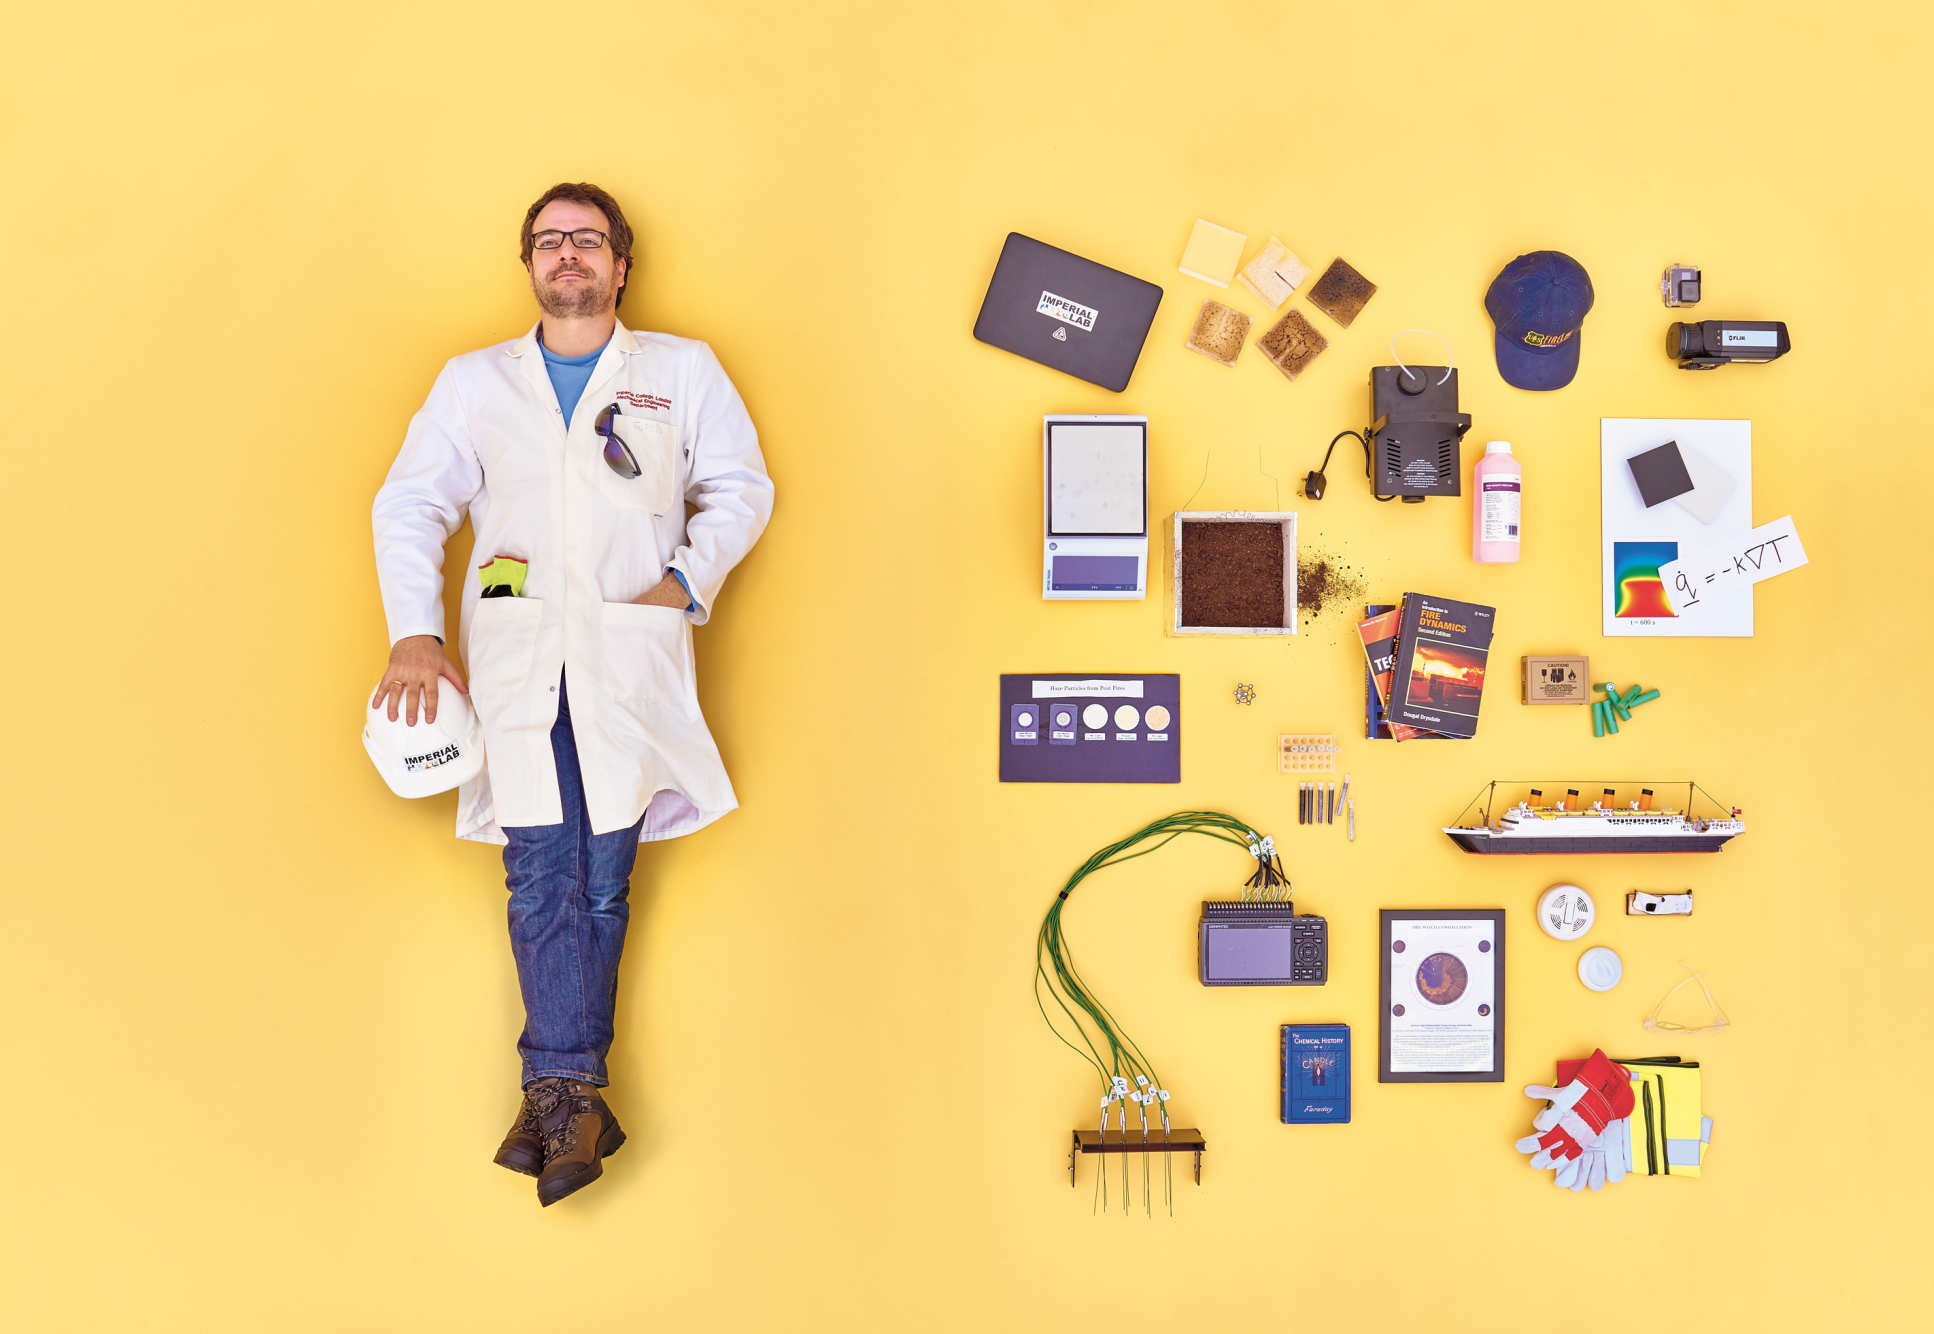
[1484, 251, 1594, 391]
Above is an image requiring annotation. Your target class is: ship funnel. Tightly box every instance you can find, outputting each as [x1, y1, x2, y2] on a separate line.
[1640, 787, 1654, 811]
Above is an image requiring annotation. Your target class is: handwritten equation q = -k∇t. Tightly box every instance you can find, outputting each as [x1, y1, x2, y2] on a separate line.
[1658, 516, 1810, 610]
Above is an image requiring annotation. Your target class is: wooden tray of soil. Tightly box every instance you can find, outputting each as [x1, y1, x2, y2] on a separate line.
[1169, 511, 1299, 636]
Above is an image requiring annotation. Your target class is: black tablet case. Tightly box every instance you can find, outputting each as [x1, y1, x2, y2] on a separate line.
[972, 233, 1163, 392]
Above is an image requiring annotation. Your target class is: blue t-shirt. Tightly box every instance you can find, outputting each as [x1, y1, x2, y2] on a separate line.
[538, 333, 609, 426]
[538, 329, 696, 612]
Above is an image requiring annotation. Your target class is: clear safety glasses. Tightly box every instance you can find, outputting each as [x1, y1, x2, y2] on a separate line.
[1642, 965, 1732, 1036]
[593, 403, 642, 479]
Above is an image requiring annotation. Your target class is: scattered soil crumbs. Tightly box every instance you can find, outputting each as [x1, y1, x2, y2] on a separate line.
[1296, 549, 1367, 622]
[1180, 521, 1285, 628]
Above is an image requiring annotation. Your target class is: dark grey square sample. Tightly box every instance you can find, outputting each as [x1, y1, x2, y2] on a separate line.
[1627, 440, 1695, 508]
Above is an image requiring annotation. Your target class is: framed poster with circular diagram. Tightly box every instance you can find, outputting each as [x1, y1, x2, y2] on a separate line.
[1379, 909, 1505, 1082]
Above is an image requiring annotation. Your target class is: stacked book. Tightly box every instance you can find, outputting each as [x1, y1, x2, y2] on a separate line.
[1359, 595, 1497, 741]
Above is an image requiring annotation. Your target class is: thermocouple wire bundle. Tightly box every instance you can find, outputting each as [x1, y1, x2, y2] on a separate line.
[1035, 810, 1287, 1098]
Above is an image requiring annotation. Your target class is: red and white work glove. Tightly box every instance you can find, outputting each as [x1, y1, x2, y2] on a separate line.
[1515, 1050, 1634, 1191]
[1549, 1054, 1634, 1191]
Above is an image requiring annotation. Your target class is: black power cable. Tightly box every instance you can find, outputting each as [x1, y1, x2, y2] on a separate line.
[1302, 429, 1397, 504]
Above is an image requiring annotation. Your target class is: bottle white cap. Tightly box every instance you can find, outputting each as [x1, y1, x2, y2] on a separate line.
[1485, 440, 1513, 455]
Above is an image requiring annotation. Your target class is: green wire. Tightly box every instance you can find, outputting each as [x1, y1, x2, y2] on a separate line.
[1034, 810, 1282, 1112]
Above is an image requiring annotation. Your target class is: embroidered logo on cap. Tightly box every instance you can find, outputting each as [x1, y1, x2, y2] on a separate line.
[1521, 329, 1575, 348]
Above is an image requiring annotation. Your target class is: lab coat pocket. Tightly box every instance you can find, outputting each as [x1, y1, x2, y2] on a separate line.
[600, 601, 699, 723]
[600, 416, 679, 516]
[465, 596, 547, 733]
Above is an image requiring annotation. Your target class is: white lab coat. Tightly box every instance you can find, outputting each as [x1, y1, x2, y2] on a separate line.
[372, 320, 773, 844]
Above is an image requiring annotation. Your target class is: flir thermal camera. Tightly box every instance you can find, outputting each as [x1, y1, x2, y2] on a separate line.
[1667, 319, 1791, 369]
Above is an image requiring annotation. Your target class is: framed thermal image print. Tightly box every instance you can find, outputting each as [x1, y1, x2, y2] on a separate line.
[1379, 909, 1505, 1082]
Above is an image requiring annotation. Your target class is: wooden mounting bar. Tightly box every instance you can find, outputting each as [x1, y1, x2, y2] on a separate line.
[1068, 1128, 1206, 1186]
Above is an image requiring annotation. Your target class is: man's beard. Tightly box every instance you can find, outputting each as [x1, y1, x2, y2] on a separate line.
[536, 270, 613, 318]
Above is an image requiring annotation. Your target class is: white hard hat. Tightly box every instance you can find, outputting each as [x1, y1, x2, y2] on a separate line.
[363, 687, 485, 798]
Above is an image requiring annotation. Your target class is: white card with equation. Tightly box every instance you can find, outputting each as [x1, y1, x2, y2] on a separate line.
[1657, 516, 1808, 617]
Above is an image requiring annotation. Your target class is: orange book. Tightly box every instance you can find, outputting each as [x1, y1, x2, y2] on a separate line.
[1358, 607, 1435, 741]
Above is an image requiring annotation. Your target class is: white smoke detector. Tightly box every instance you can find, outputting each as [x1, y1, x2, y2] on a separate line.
[1536, 884, 1595, 941]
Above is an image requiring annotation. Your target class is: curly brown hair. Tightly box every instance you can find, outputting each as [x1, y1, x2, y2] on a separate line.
[519, 182, 636, 308]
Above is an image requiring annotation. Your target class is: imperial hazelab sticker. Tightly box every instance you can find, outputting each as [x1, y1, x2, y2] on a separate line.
[1035, 290, 1097, 331]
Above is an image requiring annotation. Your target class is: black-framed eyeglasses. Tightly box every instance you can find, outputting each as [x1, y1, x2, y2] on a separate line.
[531, 228, 608, 251]
[593, 403, 641, 479]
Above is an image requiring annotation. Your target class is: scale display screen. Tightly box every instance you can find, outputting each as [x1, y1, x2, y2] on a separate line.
[1049, 554, 1140, 592]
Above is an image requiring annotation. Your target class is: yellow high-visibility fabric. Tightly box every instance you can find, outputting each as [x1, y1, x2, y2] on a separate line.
[1626, 1064, 1709, 1178]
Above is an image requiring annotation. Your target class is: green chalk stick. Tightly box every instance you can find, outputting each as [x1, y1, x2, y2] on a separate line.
[1628, 688, 1660, 707]
[1605, 701, 1620, 734]
[1592, 702, 1606, 737]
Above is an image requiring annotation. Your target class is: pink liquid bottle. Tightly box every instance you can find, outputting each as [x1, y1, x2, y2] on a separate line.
[1472, 441, 1521, 563]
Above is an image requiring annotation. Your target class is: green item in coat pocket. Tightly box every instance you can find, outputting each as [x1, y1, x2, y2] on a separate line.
[479, 554, 528, 597]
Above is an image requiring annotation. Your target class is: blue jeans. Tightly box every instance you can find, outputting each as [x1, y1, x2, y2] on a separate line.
[501, 672, 646, 1088]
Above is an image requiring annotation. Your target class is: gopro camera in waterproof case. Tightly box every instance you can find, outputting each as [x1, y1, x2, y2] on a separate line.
[1667, 319, 1791, 369]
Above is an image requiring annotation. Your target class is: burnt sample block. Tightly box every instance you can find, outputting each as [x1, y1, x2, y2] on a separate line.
[1306, 258, 1377, 328]
[1257, 309, 1329, 381]
[1186, 299, 1251, 367]
[1238, 237, 1312, 308]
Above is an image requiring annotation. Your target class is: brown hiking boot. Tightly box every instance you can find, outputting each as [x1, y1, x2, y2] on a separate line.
[492, 1089, 544, 1177]
[529, 1077, 625, 1207]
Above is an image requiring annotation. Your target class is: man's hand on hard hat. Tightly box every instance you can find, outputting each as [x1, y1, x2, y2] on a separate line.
[371, 635, 468, 726]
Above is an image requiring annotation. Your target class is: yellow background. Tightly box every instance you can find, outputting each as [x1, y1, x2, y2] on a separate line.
[5, 1, 1929, 1328]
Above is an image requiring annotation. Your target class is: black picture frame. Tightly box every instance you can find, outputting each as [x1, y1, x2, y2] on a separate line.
[1378, 908, 1505, 1082]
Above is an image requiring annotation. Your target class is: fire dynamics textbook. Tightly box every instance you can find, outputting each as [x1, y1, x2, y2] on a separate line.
[1387, 594, 1497, 739]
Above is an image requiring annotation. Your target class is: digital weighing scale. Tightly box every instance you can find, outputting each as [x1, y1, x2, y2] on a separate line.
[1042, 414, 1148, 599]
